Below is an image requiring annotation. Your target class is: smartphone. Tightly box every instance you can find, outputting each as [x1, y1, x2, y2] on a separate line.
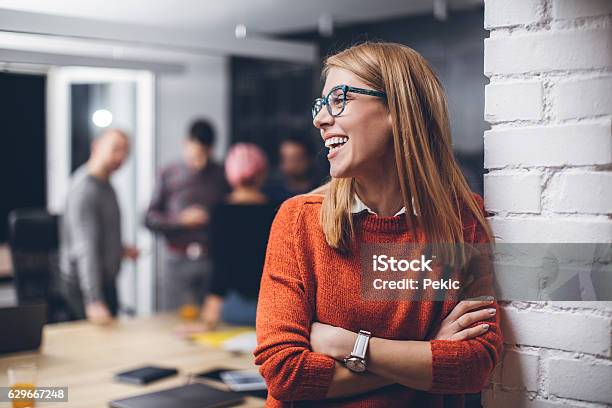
[220, 370, 267, 392]
[195, 367, 268, 399]
[195, 367, 227, 382]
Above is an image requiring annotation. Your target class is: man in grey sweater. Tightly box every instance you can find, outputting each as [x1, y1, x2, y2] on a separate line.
[59, 129, 138, 325]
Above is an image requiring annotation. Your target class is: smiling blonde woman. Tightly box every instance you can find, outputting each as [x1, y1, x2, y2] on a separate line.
[254, 42, 502, 407]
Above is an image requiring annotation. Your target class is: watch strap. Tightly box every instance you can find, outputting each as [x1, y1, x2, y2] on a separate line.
[350, 330, 371, 359]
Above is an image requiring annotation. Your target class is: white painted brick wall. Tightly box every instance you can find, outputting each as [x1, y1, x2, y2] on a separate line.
[500, 307, 611, 356]
[485, 81, 543, 122]
[484, 121, 612, 168]
[489, 217, 612, 243]
[485, 28, 612, 75]
[554, 76, 612, 120]
[545, 171, 612, 214]
[552, 0, 612, 20]
[484, 171, 542, 213]
[483, 388, 594, 408]
[484, 0, 543, 29]
[548, 358, 612, 404]
[483, 0, 612, 406]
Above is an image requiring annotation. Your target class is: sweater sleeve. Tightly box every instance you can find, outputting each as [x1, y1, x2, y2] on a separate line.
[428, 307, 502, 393]
[144, 168, 183, 233]
[253, 199, 336, 402]
[70, 190, 104, 304]
[428, 194, 503, 394]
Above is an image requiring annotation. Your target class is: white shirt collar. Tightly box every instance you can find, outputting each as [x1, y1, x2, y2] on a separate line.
[351, 194, 417, 216]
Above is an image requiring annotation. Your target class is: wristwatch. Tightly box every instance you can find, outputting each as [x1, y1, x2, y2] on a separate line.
[343, 330, 371, 373]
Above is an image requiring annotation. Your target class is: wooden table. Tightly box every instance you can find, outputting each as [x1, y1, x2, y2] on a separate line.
[0, 315, 265, 407]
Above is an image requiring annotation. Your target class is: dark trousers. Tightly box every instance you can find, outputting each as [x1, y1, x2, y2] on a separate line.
[160, 253, 212, 311]
[59, 279, 119, 320]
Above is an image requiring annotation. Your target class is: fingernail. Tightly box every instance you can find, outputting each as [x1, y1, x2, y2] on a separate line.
[488, 308, 496, 315]
[482, 324, 490, 330]
[485, 296, 495, 301]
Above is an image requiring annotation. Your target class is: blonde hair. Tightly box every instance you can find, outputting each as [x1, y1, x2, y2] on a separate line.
[319, 42, 492, 256]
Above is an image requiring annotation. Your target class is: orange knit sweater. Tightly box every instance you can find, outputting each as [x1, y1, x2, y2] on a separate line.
[254, 193, 502, 407]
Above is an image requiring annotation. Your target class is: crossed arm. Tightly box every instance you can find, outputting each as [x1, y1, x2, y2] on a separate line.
[310, 299, 498, 398]
[255, 297, 500, 401]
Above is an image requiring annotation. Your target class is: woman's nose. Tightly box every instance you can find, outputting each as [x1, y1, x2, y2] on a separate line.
[313, 107, 333, 129]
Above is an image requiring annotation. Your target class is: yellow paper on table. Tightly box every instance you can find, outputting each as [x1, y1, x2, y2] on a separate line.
[191, 327, 254, 348]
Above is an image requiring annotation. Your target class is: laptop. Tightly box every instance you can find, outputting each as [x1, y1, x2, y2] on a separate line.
[0, 303, 46, 355]
[109, 383, 244, 408]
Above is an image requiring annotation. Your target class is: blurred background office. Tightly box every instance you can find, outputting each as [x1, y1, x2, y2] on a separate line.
[0, 0, 487, 317]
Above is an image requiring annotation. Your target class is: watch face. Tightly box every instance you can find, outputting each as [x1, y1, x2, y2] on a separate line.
[346, 358, 366, 372]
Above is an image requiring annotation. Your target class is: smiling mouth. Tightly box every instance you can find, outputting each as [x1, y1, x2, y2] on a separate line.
[324, 136, 349, 153]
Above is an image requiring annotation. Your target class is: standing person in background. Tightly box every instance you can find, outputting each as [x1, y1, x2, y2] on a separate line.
[201, 143, 277, 330]
[59, 129, 139, 325]
[263, 135, 319, 204]
[145, 119, 229, 311]
[177, 143, 277, 335]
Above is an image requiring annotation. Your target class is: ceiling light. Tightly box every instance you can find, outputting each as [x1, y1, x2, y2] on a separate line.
[235, 24, 247, 39]
[92, 109, 113, 128]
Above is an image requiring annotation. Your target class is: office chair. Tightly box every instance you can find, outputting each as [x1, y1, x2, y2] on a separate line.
[7, 208, 69, 323]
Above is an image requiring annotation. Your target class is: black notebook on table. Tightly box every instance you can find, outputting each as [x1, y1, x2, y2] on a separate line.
[109, 383, 244, 408]
[114, 366, 178, 385]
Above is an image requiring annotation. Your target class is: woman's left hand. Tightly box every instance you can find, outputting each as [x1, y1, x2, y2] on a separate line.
[310, 322, 357, 360]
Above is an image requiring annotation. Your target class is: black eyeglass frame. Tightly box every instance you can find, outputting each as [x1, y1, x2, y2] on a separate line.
[312, 85, 387, 119]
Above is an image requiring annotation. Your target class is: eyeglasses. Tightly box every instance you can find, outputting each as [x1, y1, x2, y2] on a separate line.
[312, 85, 386, 120]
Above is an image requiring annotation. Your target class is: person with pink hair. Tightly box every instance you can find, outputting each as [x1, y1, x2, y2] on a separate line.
[224, 143, 269, 202]
[196, 143, 278, 330]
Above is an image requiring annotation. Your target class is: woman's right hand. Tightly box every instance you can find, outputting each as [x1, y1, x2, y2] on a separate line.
[433, 299, 497, 341]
